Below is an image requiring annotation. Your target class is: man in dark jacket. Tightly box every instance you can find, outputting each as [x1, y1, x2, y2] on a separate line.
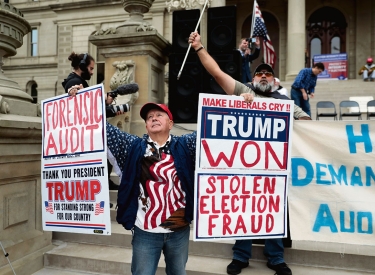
[238, 37, 260, 83]
[107, 103, 196, 275]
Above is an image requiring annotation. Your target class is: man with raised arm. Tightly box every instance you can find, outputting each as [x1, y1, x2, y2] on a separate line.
[189, 31, 310, 121]
[189, 31, 308, 275]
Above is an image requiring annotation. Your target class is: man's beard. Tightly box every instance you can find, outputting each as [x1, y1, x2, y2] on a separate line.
[81, 70, 91, 80]
[253, 79, 274, 93]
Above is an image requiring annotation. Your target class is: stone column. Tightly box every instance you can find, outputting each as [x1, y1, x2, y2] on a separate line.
[89, 0, 170, 137]
[0, 2, 53, 275]
[285, 0, 305, 81]
[0, 3, 35, 113]
[355, 0, 372, 79]
[150, 1, 165, 35]
[210, 0, 225, 7]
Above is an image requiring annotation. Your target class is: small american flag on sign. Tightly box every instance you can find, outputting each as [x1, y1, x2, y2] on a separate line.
[251, 0, 276, 67]
[45, 201, 54, 214]
[95, 201, 105, 215]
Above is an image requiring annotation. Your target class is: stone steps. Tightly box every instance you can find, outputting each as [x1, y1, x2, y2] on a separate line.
[31, 266, 373, 275]
[42, 220, 375, 275]
[32, 240, 374, 275]
[285, 79, 375, 119]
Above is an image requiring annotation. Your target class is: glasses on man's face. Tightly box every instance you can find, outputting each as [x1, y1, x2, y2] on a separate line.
[254, 71, 273, 77]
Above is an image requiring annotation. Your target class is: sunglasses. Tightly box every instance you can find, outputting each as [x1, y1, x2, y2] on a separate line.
[254, 71, 273, 77]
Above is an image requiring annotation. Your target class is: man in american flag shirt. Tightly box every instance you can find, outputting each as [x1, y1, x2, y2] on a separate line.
[107, 102, 196, 275]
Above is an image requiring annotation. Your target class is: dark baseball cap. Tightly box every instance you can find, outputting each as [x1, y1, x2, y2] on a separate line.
[140, 103, 173, 121]
[253, 63, 275, 76]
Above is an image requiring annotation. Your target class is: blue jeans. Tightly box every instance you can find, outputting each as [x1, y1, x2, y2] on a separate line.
[131, 226, 190, 275]
[363, 70, 375, 80]
[232, 238, 285, 266]
[291, 87, 311, 116]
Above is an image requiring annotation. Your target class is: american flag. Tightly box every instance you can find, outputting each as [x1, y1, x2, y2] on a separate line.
[45, 201, 54, 214]
[95, 201, 105, 215]
[251, 0, 276, 67]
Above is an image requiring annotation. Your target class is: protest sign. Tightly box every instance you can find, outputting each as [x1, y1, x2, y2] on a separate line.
[194, 93, 294, 240]
[195, 172, 287, 239]
[314, 53, 348, 80]
[41, 84, 111, 235]
[289, 121, 375, 245]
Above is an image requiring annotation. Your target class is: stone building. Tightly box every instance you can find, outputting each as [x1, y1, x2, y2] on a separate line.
[1, 1, 375, 274]
[3, 0, 374, 105]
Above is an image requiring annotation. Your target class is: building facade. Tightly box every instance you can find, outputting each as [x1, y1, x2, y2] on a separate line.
[3, 0, 374, 104]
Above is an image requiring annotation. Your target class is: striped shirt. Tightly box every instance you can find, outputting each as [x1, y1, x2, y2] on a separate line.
[106, 123, 196, 233]
[291, 68, 317, 94]
[135, 137, 187, 233]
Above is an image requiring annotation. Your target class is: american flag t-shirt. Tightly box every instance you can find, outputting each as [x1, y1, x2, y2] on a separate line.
[251, 0, 276, 67]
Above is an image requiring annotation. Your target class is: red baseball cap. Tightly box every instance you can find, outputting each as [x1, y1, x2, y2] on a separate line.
[140, 103, 173, 121]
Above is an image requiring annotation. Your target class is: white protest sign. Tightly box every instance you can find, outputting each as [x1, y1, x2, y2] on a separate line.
[41, 84, 111, 235]
[196, 172, 287, 239]
[289, 121, 375, 245]
[194, 93, 294, 241]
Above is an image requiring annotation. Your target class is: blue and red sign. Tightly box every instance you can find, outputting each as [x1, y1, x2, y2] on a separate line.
[194, 94, 294, 241]
[314, 53, 348, 80]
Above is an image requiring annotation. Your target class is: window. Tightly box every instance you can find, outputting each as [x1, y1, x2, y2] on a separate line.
[331, 37, 340, 53]
[27, 81, 38, 103]
[307, 7, 347, 59]
[31, 83, 38, 103]
[31, 28, 38, 56]
[310, 37, 322, 62]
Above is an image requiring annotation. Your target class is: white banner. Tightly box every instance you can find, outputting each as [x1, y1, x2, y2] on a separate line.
[289, 121, 375, 245]
[194, 93, 294, 241]
[41, 84, 111, 235]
